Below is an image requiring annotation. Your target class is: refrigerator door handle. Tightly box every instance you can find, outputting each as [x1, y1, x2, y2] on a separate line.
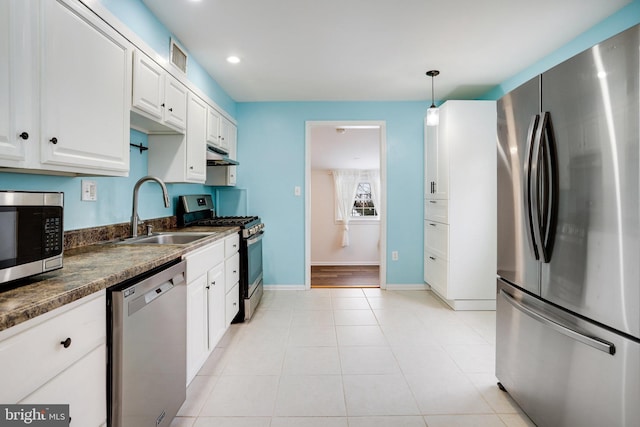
[499, 289, 616, 355]
[537, 112, 559, 263]
[524, 114, 541, 260]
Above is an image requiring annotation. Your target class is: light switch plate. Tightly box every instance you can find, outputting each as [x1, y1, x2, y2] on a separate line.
[81, 180, 97, 201]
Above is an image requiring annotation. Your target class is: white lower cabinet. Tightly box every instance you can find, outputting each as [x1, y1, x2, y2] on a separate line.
[184, 235, 240, 385]
[186, 273, 209, 383]
[20, 344, 106, 426]
[0, 291, 107, 427]
[207, 263, 226, 352]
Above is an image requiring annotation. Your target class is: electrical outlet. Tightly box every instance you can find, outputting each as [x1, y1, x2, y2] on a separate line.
[392, 251, 398, 261]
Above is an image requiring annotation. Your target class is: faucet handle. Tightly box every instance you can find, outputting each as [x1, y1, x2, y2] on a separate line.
[146, 224, 153, 236]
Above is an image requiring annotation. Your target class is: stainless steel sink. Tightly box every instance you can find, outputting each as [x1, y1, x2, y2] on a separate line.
[117, 232, 217, 245]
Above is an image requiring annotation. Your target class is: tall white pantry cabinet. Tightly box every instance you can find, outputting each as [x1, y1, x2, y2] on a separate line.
[424, 100, 497, 310]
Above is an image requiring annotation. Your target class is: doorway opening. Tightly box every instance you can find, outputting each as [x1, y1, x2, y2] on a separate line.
[304, 121, 387, 289]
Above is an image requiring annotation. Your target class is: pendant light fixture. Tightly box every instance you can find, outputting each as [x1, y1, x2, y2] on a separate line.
[426, 70, 440, 126]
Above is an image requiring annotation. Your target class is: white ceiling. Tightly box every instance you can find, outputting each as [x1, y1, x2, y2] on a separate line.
[141, 0, 630, 102]
[310, 126, 380, 171]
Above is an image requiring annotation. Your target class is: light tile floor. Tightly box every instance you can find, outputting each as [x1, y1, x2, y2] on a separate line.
[171, 289, 536, 427]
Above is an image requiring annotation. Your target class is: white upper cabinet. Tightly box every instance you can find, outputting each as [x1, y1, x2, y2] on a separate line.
[0, 0, 131, 176]
[0, 1, 32, 166]
[148, 92, 206, 183]
[205, 117, 237, 186]
[185, 92, 207, 181]
[206, 107, 221, 147]
[39, 0, 131, 174]
[131, 50, 187, 133]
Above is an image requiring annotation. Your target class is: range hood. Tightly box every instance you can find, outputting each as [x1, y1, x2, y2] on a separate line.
[207, 144, 239, 166]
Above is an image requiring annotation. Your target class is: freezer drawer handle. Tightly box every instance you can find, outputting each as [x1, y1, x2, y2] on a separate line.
[500, 290, 615, 355]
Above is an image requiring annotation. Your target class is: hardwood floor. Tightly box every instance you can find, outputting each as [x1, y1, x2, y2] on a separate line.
[310, 265, 380, 288]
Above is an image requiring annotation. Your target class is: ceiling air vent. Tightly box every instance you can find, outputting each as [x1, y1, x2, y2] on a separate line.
[170, 38, 188, 74]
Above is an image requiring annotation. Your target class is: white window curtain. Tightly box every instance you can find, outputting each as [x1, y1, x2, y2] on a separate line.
[332, 169, 360, 247]
[332, 169, 380, 247]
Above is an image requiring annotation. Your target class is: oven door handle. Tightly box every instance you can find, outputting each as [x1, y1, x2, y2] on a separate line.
[247, 231, 264, 245]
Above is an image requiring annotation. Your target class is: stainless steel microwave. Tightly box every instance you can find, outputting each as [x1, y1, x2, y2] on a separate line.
[0, 191, 64, 285]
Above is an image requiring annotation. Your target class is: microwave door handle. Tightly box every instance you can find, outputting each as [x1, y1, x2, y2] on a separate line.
[524, 114, 541, 260]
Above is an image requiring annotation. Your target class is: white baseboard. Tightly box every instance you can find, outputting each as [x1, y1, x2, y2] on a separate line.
[311, 262, 380, 266]
[263, 284, 306, 291]
[384, 283, 430, 290]
[430, 288, 496, 311]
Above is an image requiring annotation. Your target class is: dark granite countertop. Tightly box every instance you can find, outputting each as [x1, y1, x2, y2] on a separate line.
[0, 226, 239, 332]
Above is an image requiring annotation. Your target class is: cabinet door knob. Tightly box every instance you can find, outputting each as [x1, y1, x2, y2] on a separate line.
[60, 337, 72, 348]
[206, 285, 210, 290]
[189, 166, 194, 170]
[50, 137, 58, 144]
[212, 281, 216, 286]
[168, 107, 173, 112]
[19, 132, 29, 140]
[161, 103, 165, 108]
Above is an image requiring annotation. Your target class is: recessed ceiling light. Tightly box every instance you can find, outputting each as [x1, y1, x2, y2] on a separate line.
[226, 56, 240, 64]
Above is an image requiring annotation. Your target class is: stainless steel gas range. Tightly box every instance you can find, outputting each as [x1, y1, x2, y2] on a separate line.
[178, 194, 264, 322]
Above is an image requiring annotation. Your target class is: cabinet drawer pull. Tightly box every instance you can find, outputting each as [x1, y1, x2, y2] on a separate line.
[429, 256, 436, 261]
[429, 223, 437, 226]
[49, 137, 58, 144]
[60, 337, 72, 348]
[19, 132, 29, 140]
[429, 200, 436, 204]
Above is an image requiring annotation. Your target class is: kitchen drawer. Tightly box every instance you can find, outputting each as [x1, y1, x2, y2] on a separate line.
[185, 241, 224, 283]
[0, 292, 106, 403]
[424, 251, 448, 297]
[225, 283, 239, 325]
[225, 252, 240, 293]
[425, 199, 448, 223]
[225, 233, 240, 257]
[425, 220, 448, 260]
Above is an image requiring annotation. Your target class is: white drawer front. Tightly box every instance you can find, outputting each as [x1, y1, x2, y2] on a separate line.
[425, 199, 449, 223]
[425, 221, 449, 261]
[225, 252, 240, 293]
[185, 241, 224, 283]
[225, 283, 239, 325]
[224, 233, 240, 257]
[0, 293, 106, 403]
[424, 251, 448, 297]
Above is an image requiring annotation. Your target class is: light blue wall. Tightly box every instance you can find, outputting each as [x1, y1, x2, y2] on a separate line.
[0, 130, 213, 230]
[98, 0, 237, 117]
[1, 0, 638, 287]
[235, 102, 428, 286]
[481, 0, 640, 100]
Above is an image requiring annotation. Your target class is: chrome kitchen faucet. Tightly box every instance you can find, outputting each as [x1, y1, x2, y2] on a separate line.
[130, 176, 170, 238]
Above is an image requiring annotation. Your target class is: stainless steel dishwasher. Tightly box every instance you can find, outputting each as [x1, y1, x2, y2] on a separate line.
[107, 259, 187, 427]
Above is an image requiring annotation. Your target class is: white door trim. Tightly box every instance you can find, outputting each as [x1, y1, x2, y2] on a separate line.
[304, 120, 387, 290]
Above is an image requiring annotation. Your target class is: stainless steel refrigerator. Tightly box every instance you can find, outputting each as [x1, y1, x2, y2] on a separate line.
[496, 24, 639, 427]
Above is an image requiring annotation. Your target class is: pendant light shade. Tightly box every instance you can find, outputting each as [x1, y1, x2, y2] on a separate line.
[426, 70, 440, 126]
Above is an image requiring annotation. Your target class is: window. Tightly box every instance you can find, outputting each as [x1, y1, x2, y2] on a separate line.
[352, 182, 377, 217]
